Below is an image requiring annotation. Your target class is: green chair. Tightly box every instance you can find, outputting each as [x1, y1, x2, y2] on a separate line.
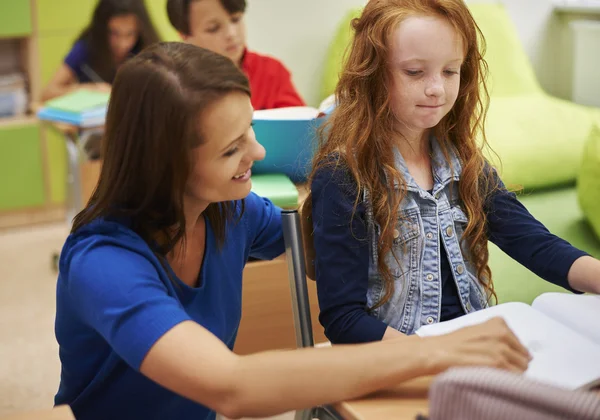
[320, 3, 600, 304]
[578, 125, 600, 241]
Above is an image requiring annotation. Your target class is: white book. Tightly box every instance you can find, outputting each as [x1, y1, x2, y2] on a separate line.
[415, 293, 600, 391]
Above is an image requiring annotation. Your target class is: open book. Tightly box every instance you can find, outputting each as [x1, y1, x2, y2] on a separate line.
[416, 293, 600, 391]
[251, 95, 335, 183]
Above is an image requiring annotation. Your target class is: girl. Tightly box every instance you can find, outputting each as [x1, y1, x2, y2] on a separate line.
[166, 0, 305, 110]
[306, 0, 600, 344]
[42, 0, 160, 101]
[54, 42, 530, 419]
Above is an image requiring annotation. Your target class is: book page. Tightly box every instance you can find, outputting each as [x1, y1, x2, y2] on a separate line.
[253, 107, 319, 121]
[415, 302, 600, 390]
[532, 293, 600, 345]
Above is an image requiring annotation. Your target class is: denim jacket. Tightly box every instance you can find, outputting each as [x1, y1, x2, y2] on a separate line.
[365, 138, 489, 335]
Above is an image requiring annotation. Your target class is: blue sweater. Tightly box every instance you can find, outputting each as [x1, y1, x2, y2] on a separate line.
[54, 193, 284, 420]
[312, 166, 586, 344]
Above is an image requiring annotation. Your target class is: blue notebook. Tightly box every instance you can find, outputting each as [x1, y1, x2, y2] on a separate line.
[252, 102, 334, 183]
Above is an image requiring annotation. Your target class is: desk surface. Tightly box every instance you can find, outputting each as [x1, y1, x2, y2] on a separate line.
[40, 118, 103, 136]
[334, 377, 431, 420]
[0, 406, 74, 420]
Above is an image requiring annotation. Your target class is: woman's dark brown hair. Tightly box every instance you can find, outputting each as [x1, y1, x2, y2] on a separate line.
[77, 0, 160, 82]
[167, 0, 247, 36]
[71, 42, 251, 256]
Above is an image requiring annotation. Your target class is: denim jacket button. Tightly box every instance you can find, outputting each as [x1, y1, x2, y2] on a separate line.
[446, 226, 454, 237]
[456, 264, 465, 274]
[426, 232, 433, 240]
[426, 317, 435, 324]
[393, 229, 400, 239]
[426, 274, 434, 281]
[466, 302, 472, 312]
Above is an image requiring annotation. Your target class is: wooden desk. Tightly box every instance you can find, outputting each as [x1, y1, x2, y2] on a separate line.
[0, 406, 74, 420]
[41, 121, 103, 223]
[233, 185, 325, 354]
[334, 377, 431, 420]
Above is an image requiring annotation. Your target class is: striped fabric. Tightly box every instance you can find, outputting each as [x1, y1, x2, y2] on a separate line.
[429, 367, 600, 420]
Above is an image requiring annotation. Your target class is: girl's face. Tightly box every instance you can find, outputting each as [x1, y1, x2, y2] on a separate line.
[108, 14, 139, 63]
[186, 91, 265, 207]
[184, 0, 247, 66]
[388, 15, 464, 139]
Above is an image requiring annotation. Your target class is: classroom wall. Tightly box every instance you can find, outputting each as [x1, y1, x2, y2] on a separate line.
[245, 0, 369, 107]
[244, 0, 572, 106]
[473, 0, 569, 99]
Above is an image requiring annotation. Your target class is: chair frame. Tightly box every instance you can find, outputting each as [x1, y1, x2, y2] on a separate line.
[282, 210, 344, 420]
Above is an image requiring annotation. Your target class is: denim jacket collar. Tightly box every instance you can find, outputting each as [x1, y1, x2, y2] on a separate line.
[393, 135, 462, 198]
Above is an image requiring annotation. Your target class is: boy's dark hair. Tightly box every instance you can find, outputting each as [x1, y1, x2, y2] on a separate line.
[167, 0, 247, 36]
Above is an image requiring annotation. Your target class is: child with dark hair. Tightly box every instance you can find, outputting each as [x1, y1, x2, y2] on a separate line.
[167, 0, 305, 110]
[42, 0, 160, 101]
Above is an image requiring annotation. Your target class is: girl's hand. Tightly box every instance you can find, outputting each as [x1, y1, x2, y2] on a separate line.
[88, 82, 111, 93]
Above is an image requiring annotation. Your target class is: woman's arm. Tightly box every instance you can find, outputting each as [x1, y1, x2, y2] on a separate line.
[140, 317, 530, 419]
[65, 231, 529, 420]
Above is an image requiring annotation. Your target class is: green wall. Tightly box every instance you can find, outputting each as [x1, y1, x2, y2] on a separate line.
[0, 0, 180, 211]
[0, 1, 32, 37]
[0, 123, 45, 210]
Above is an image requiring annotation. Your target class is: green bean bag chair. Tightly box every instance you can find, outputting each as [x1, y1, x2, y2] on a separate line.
[578, 124, 600, 240]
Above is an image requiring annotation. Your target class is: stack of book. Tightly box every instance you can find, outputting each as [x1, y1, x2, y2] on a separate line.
[0, 73, 28, 118]
[37, 89, 110, 127]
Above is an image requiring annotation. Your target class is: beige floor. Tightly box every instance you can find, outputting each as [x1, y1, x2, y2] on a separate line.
[0, 222, 293, 420]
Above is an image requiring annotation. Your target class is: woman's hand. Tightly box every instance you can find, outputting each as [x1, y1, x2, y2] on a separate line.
[423, 317, 532, 374]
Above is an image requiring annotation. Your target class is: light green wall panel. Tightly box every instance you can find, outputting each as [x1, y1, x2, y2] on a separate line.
[0, 123, 45, 210]
[36, 0, 95, 33]
[145, 0, 181, 42]
[0, 0, 32, 37]
[38, 31, 80, 86]
[44, 127, 68, 204]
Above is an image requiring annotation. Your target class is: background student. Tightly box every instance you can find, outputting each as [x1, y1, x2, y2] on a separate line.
[42, 0, 160, 101]
[167, 0, 305, 110]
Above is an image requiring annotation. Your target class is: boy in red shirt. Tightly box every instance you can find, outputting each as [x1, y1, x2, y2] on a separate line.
[167, 0, 305, 110]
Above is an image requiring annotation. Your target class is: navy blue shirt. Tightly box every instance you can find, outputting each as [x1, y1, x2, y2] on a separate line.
[55, 193, 284, 420]
[311, 165, 587, 344]
[64, 40, 141, 83]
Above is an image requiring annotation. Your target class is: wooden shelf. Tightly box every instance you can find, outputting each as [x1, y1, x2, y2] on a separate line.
[0, 115, 37, 128]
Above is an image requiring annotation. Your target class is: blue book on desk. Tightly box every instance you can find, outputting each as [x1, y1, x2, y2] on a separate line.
[37, 89, 109, 127]
[252, 102, 333, 183]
